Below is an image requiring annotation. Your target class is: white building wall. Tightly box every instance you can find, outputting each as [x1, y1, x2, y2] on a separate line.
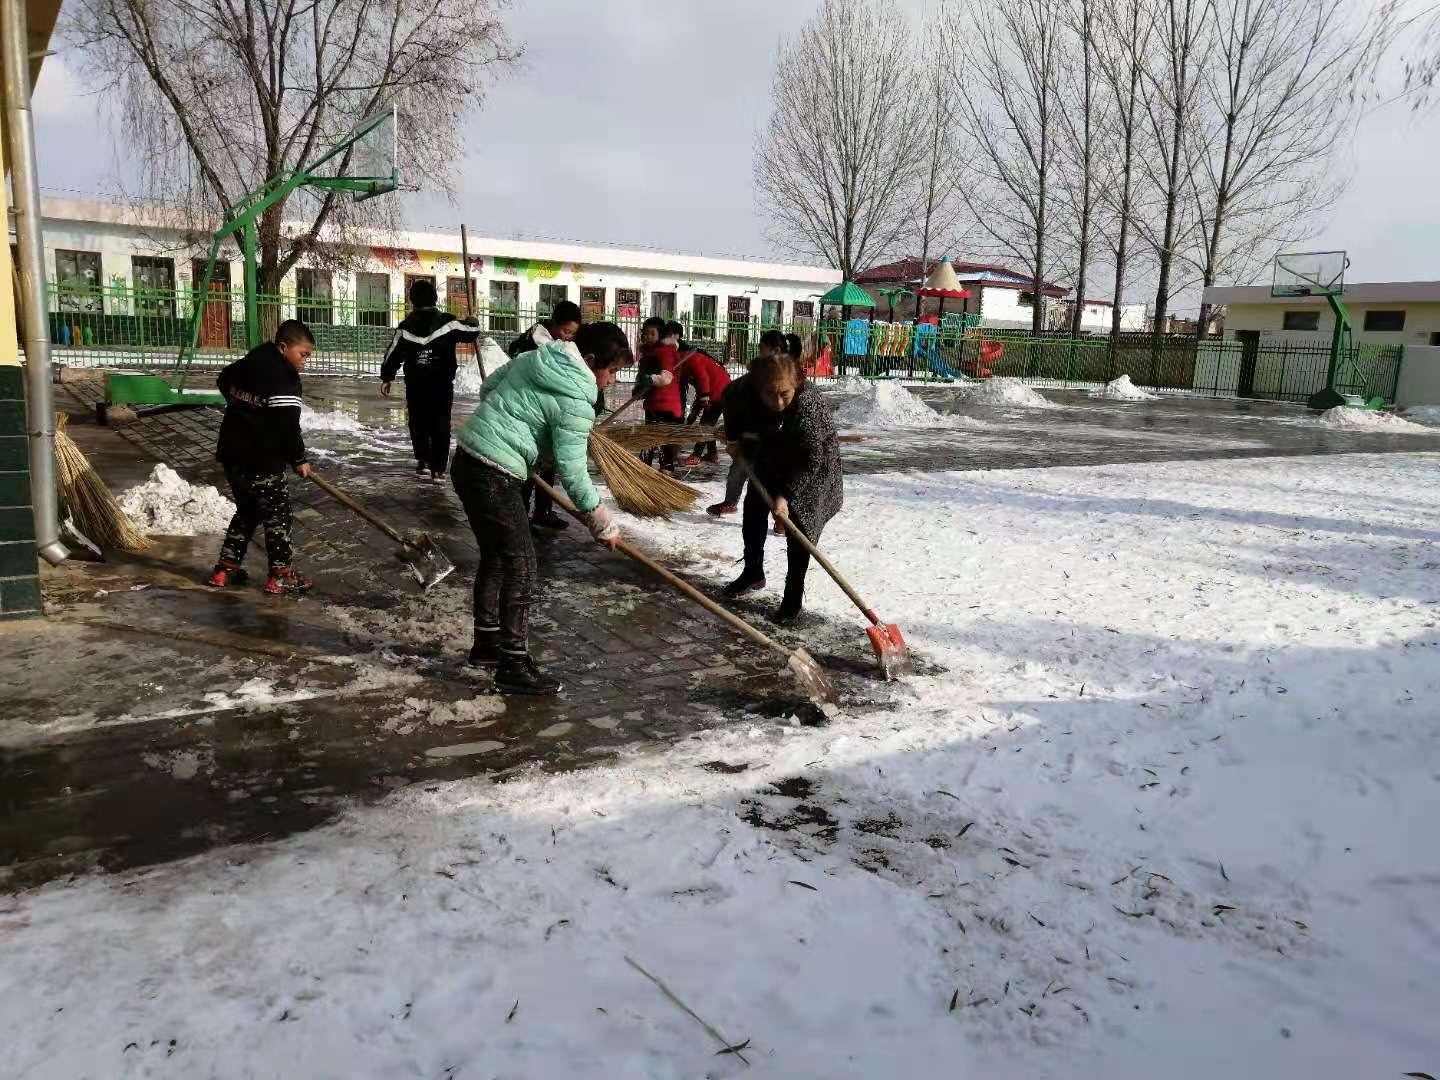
[1395, 344, 1440, 407]
[38, 199, 838, 328]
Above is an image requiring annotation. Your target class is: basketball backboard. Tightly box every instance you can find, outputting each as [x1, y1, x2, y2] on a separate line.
[1272, 250, 1347, 298]
[307, 106, 399, 202]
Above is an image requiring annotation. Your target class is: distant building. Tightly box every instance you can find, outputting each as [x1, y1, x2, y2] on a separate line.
[27, 197, 840, 335]
[1203, 281, 1440, 347]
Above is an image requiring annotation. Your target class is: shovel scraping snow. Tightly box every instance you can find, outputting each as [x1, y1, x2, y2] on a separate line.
[309, 472, 454, 591]
[738, 456, 913, 681]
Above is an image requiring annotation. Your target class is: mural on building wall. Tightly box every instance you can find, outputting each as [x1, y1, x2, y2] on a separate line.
[494, 257, 565, 282]
[371, 247, 484, 276]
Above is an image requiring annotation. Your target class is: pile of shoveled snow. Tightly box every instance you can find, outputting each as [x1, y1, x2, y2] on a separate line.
[1090, 374, 1156, 401]
[300, 404, 368, 433]
[454, 339, 510, 396]
[1402, 404, 1440, 427]
[118, 464, 235, 535]
[957, 376, 1058, 409]
[1317, 406, 1434, 433]
[832, 380, 950, 428]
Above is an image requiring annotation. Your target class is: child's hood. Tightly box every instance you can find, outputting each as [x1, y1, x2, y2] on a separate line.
[517, 339, 597, 402]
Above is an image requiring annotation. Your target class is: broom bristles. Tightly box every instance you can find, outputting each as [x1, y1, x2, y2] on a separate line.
[601, 423, 722, 453]
[588, 429, 700, 517]
[53, 413, 153, 552]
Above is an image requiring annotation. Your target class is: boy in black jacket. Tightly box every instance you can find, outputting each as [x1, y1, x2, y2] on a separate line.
[379, 278, 482, 480]
[207, 319, 315, 595]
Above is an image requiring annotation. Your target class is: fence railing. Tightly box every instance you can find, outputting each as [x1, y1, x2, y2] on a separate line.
[44, 283, 1404, 404]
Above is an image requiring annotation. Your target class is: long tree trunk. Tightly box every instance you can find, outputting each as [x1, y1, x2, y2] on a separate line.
[1110, 28, 1141, 342]
[1034, 127, 1049, 336]
[1151, 110, 1184, 335]
[1070, 1, 1094, 339]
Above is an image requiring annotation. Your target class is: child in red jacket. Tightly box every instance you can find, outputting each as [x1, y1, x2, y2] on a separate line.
[670, 320, 730, 465]
[635, 316, 683, 469]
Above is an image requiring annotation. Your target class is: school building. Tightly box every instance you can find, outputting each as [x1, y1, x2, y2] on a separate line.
[30, 197, 841, 343]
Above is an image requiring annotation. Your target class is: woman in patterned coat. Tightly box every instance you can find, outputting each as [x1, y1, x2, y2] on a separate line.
[721, 347, 844, 623]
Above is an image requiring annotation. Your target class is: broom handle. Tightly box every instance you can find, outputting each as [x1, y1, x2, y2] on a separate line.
[460, 225, 486, 380]
[308, 472, 412, 549]
[530, 474, 793, 661]
[738, 457, 880, 626]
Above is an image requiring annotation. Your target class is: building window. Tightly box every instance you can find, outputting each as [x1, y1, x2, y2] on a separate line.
[356, 272, 391, 327]
[296, 268, 333, 325]
[446, 275, 476, 316]
[1282, 310, 1320, 331]
[489, 279, 519, 332]
[55, 249, 103, 314]
[580, 286, 606, 322]
[692, 294, 717, 338]
[650, 291, 676, 320]
[1430, 332, 1440, 346]
[792, 300, 815, 325]
[615, 288, 641, 319]
[538, 283, 568, 317]
[761, 299, 783, 327]
[1017, 291, 1035, 307]
[131, 256, 176, 317]
[1363, 309, 1405, 332]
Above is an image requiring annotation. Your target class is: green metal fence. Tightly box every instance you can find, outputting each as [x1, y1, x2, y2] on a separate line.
[45, 283, 1404, 404]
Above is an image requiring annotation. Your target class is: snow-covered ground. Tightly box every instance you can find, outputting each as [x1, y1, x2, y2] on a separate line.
[5, 453, 1439, 1078]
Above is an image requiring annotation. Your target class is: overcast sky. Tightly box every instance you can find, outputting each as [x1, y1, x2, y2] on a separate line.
[30, 0, 1440, 310]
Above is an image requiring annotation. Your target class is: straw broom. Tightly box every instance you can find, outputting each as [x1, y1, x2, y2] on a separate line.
[53, 412, 152, 552]
[588, 429, 700, 516]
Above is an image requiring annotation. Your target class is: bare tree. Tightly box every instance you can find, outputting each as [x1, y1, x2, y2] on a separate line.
[1093, 0, 1155, 339]
[1189, 0, 1374, 336]
[1142, 0, 1210, 333]
[913, 5, 970, 286]
[754, 0, 927, 279]
[955, 0, 1064, 334]
[67, 0, 516, 297]
[1055, 0, 1109, 336]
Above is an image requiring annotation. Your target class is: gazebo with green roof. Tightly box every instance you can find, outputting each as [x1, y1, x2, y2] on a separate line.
[819, 280, 876, 320]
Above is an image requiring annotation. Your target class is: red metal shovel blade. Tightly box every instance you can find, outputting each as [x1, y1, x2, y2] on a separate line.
[866, 623, 913, 680]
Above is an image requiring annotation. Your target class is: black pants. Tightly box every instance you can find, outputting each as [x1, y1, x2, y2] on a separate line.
[686, 399, 724, 458]
[522, 459, 557, 520]
[644, 409, 683, 468]
[218, 466, 293, 571]
[405, 369, 454, 474]
[452, 450, 535, 656]
[742, 486, 818, 612]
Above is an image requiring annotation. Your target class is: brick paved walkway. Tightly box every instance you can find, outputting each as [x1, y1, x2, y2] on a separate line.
[3, 374, 1432, 890]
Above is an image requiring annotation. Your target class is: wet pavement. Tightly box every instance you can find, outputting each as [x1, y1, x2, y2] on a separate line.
[2, 374, 1435, 891]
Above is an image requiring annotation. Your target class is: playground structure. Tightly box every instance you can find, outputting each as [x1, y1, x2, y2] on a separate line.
[1270, 250, 1382, 411]
[98, 108, 399, 423]
[818, 258, 1004, 381]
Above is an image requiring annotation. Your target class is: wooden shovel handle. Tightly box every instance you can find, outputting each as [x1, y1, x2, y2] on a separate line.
[460, 225, 487, 380]
[530, 474, 792, 660]
[309, 472, 410, 548]
[739, 459, 880, 627]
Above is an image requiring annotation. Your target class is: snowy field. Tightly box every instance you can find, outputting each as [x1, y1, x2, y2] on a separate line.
[4, 452, 1439, 1078]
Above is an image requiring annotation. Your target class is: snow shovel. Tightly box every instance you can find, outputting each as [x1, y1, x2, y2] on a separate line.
[308, 472, 455, 592]
[530, 474, 836, 707]
[736, 455, 913, 681]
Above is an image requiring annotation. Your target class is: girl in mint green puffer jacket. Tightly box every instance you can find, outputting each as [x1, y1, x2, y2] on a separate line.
[450, 321, 631, 696]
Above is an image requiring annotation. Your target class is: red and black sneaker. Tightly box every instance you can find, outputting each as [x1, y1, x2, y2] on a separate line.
[706, 501, 738, 517]
[205, 561, 248, 589]
[678, 454, 702, 467]
[264, 566, 315, 596]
